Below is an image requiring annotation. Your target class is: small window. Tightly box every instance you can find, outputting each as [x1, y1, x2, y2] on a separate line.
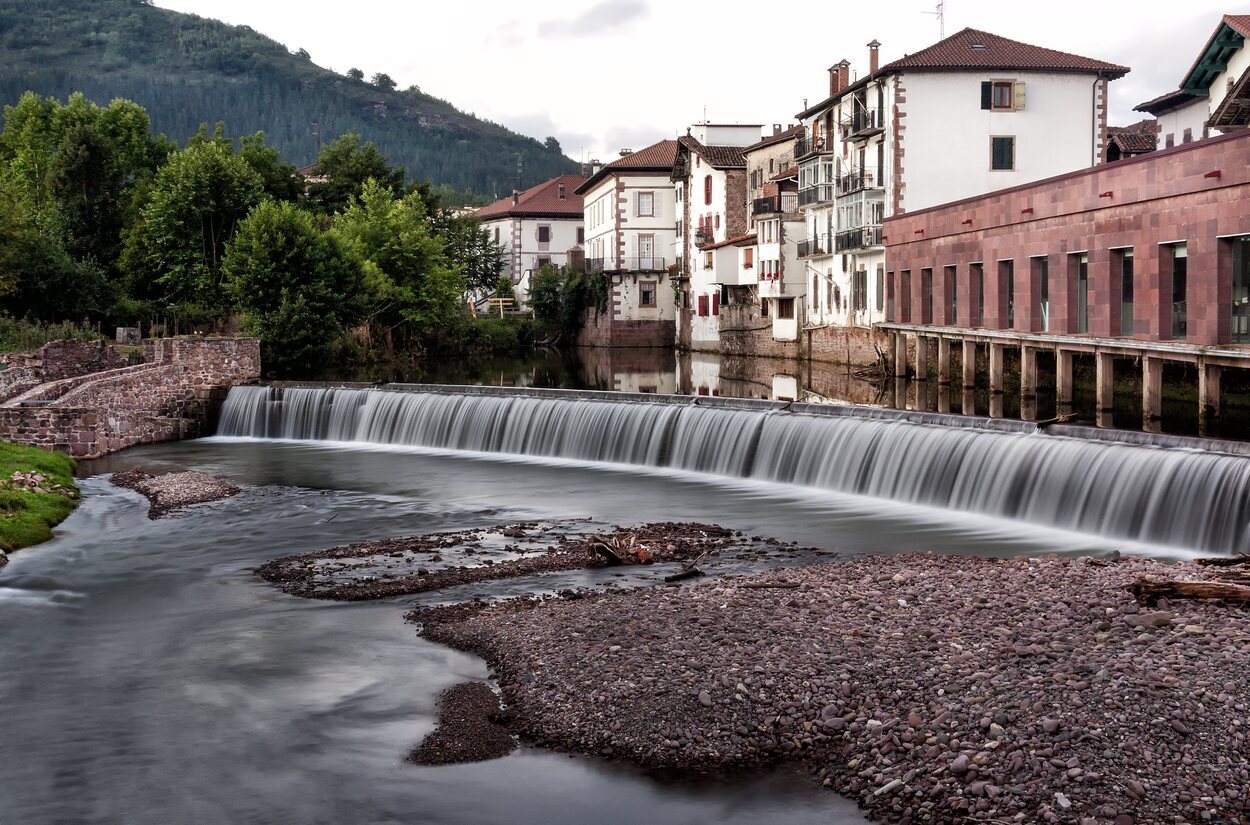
[992, 81, 1013, 109]
[991, 136, 1015, 171]
[577, 227, 585, 244]
[537, 225, 551, 243]
[697, 294, 709, 316]
[704, 175, 713, 205]
[639, 281, 657, 308]
[537, 257, 551, 269]
[493, 226, 500, 243]
[743, 248, 754, 268]
[637, 191, 655, 217]
[761, 298, 769, 317]
[777, 297, 795, 319]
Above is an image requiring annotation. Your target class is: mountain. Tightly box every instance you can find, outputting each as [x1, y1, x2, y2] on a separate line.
[0, 0, 578, 199]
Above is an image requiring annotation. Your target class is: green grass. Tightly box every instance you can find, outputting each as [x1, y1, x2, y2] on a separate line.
[0, 315, 103, 353]
[0, 441, 79, 553]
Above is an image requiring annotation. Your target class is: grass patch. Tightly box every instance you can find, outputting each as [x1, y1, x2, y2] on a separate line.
[0, 315, 103, 353]
[0, 441, 79, 553]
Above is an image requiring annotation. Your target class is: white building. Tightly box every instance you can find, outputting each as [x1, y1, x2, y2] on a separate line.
[476, 174, 586, 295]
[744, 127, 805, 343]
[672, 124, 761, 351]
[574, 140, 680, 347]
[1136, 15, 1250, 146]
[795, 29, 1128, 330]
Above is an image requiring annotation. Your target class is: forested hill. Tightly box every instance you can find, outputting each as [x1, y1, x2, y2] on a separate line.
[0, 0, 577, 199]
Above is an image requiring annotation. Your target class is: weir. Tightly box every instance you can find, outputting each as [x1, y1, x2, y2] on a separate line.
[218, 384, 1250, 555]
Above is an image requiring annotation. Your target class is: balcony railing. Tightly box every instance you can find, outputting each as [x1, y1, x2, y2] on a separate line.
[694, 227, 709, 246]
[842, 108, 884, 141]
[587, 257, 671, 273]
[794, 135, 831, 159]
[837, 166, 885, 196]
[798, 184, 837, 207]
[753, 193, 800, 215]
[797, 234, 831, 258]
[834, 225, 883, 252]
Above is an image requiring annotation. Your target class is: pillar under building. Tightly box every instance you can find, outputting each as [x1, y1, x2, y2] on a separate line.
[1143, 356, 1163, 433]
[1095, 352, 1115, 428]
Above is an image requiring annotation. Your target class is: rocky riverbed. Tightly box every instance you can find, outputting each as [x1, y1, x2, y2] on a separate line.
[110, 468, 240, 518]
[408, 552, 1250, 825]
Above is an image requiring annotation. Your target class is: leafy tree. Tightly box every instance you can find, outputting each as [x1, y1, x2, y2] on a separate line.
[331, 181, 462, 349]
[346, 67, 364, 81]
[121, 139, 263, 307]
[223, 199, 359, 371]
[306, 131, 405, 215]
[430, 209, 504, 295]
[238, 132, 301, 202]
[370, 73, 396, 92]
[527, 265, 562, 326]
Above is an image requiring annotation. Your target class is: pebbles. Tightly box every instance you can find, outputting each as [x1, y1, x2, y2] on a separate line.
[110, 468, 240, 519]
[408, 682, 516, 766]
[412, 552, 1250, 824]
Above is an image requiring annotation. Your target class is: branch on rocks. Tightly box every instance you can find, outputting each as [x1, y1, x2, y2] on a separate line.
[740, 581, 802, 590]
[588, 532, 654, 566]
[1129, 575, 1250, 606]
[1196, 553, 1250, 568]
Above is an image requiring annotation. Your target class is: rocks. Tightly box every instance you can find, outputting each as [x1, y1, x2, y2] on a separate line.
[407, 682, 516, 765]
[697, 690, 713, 707]
[0, 548, 8, 568]
[110, 468, 240, 519]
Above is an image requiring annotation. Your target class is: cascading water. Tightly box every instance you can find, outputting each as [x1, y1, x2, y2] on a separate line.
[217, 385, 1250, 554]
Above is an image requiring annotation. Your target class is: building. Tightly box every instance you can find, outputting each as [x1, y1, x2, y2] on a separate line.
[1106, 120, 1158, 163]
[476, 174, 587, 294]
[575, 140, 680, 347]
[794, 29, 1129, 338]
[671, 124, 760, 351]
[880, 129, 1250, 431]
[1135, 14, 1250, 148]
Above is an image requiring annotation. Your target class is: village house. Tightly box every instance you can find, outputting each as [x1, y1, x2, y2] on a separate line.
[795, 29, 1128, 354]
[476, 174, 587, 297]
[671, 124, 759, 352]
[1135, 14, 1250, 148]
[574, 140, 680, 347]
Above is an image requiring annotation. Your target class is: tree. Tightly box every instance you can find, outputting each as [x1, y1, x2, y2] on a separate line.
[121, 140, 263, 308]
[370, 73, 396, 92]
[306, 131, 405, 215]
[223, 200, 359, 372]
[346, 67, 364, 81]
[296, 48, 311, 60]
[430, 209, 504, 295]
[238, 132, 301, 202]
[528, 265, 562, 326]
[331, 181, 462, 349]
[544, 136, 561, 153]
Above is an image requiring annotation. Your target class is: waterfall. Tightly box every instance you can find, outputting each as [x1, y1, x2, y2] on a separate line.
[217, 385, 1250, 554]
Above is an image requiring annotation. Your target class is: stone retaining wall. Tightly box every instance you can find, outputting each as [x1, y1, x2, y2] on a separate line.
[30, 339, 128, 380]
[0, 407, 195, 457]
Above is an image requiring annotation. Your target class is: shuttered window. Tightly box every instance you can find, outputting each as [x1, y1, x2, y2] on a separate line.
[704, 175, 713, 205]
[991, 136, 1015, 170]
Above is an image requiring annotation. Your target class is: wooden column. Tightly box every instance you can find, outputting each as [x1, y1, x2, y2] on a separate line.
[1096, 351, 1115, 428]
[1143, 356, 1163, 433]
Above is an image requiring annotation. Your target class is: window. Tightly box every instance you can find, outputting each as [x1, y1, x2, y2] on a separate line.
[970, 263, 985, 326]
[999, 260, 1015, 328]
[991, 137, 1015, 171]
[921, 268, 934, 324]
[493, 226, 500, 243]
[981, 80, 1024, 111]
[712, 292, 720, 316]
[537, 225, 551, 243]
[1168, 243, 1187, 338]
[704, 175, 713, 205]
[1231, 236, 1250, 343]
[1071, 253, 1089, 334]
[777, 297, 795, 319]
[1032, 256, 1049, 332]
[944, 265, 957, 324]
[537, 257, 551, 269]
[697, 295, 708, 316]
[743, 248, 754, 269]
[639, 281, 657, 308]
[875, 265, 885, 312]
[761, 298, 769, 317]
[1116, 248, 1134, 336]
[637, 191, 655, 217]
[577, 227, 585, 244]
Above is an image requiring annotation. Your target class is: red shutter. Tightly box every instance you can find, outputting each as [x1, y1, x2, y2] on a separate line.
[704, 175, 713, 205]
[712, 293, 720, 316]
[698, 295, 709, 316]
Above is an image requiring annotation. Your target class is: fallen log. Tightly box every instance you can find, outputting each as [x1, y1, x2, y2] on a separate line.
[1195, 553, 1250, 568]
[1129, 576, 1250, 606]
[664, 568, 705, 583]
[740, 581, 802, 590]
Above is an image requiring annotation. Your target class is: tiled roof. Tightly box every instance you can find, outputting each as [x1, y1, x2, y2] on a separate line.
[799, 28, 1128, 119]
[1108, 121, 1157, 154]
[575, 139, 679, 194]
[1135, 88, 1201, 115]
[744, 125, 804, 153]
[476, 174, 586, 219]
[701, 232, 757, 251]
[771, 164, 799, 181]
[678, 136, 747, 169]
[1224, 14, 1250, 38]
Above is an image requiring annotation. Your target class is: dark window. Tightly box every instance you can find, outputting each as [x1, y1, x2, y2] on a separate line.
[777, 297, 795, 319]
[537, 257, 551, 269]
[1032, 256, 1049, 332]
[639, 281, 657, 308]
[970, 263, 985, 326]
[875, 265, 885, 313]
[538, 225, 551, 243]
[1118, 249, 1135, 336]
[1072, 253, 1089, 334]
[493, 226, 500, 243]
[944, 265, 957, 324]
[991, 137, 1015, 171]
[980, 81, 993, 110]
[999, 260, 1015, 328]
[1231, 236, 1250, 344]
[1169, 244, 1187, 338]
[761, 298, 769, 317]
[921, 267, 934, 324]
[900, 270, 912, 323]
[577, 227, 585, 244]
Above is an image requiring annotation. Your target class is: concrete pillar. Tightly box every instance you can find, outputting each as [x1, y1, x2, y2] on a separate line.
[1199, 363, 1222, 435]
[1095, 352, 1115, 428]
[914, 334, 929, 381]
[961, 341, 977, 391]
[1143, 356, 1163, 433]
[893, 375, 907, 410]
[988, 343, 1005, 396]
[938, 385, 951, 414]
[1056, 349, 1074, 412]
[937, 337, 951, 385]
[1020, 347, 1038, 401]
[962, 387, 976, 417]
[893, 333, 908, 378]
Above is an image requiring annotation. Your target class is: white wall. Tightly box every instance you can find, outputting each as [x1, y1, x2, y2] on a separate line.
[1155, 98, 1209, 148]
[581, 173, 677, 271]
[480, 215, 582, 283]
[692, 124, 762, 147]
[901, 71, 1103, 212]
[1208, 42, 1250, 131]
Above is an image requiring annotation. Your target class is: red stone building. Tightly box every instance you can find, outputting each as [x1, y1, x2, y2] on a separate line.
[883, 129, 1250, 347]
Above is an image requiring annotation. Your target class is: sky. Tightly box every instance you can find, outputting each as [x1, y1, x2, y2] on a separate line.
[155, 0, 1237, 162]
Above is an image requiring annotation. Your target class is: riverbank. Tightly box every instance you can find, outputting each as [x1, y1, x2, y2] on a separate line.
[410, 551, 1250, 825]
[0, 440, 78, 557]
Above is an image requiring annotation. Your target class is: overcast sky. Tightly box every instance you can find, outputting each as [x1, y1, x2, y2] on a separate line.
[156, 0, 1235, 161]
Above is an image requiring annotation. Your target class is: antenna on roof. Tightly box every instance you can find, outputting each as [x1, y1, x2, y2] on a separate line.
[923, 0, 945, 39]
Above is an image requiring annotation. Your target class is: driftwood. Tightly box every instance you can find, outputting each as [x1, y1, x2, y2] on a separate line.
[1035, 413, 1079, 428]
[588, 533, 652, 566]
[1196, 553, 1250, 568]
[664, 550, 711, 583]
[1129, 576, 1250, 606]
[740, 581, 802, 590]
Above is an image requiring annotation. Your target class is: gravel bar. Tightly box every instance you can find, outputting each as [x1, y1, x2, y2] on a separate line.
[111, 469, 240, 518]
[411, 553, 1250, 825]
[408, 682, 516, 765]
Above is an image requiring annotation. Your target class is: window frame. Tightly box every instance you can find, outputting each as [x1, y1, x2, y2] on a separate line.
[537, 224, 552, 244]
[636, 191, 655, 217]
[991, 80, 1014, 111]
[639, 280, 658, 308]
[990, 136, 1016, 171]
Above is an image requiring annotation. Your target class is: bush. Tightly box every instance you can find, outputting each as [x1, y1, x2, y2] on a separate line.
[0, 315, 103, 352]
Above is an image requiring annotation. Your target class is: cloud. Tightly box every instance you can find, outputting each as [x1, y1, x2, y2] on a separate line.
[1100, 12, 1217, 125]
[540, 0, 648, 38]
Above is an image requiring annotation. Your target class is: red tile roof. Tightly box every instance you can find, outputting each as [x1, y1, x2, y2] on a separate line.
[575, 139, 680, 194]
[744, 125, 803, 153]
[771, 164, 799, 182]
[1108, 121, 1157, 154]
[799, 28, 1129, 119]
[700, 232, 757, 251]
[678, 136, 747, 169]
[476, 174, 586, 219]
[1224, 14, 1250, 38]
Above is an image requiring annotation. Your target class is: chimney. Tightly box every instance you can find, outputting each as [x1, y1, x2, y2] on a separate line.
[557, 183, 566, 200]
[868, 40, 881, 74]
[619, 148, 633, 157]
[590, 159, 602, 176]
[829, 59, 851, 95]
[511, 190, 519, 205]
[773, 123, 782, 136]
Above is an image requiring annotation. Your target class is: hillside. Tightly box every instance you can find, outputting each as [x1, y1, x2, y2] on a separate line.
[0, 0, 578, 198]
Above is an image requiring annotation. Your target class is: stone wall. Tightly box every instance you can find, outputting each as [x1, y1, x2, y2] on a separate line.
[0, 407, 194, 458]
[715, 303, 888, 369]
[576, 308, 675, 349]
[719, 304, 802, 360]
[0, 367, 42, 404]
[32, 339, 128, 380]
[806, 324, 890, 368]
